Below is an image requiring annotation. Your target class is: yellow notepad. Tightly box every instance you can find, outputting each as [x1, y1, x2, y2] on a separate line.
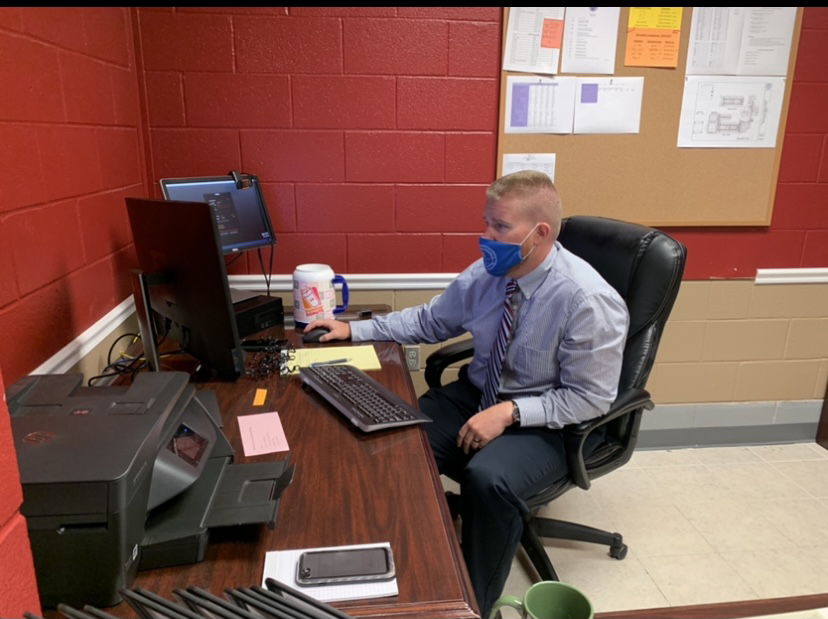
[290, 345, 381, 374]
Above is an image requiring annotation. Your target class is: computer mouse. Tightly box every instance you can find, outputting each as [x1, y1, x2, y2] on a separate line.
[302, 327, 331, 343]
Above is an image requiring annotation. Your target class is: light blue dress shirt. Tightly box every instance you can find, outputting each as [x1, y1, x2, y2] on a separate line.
[350, 242, 630, 429]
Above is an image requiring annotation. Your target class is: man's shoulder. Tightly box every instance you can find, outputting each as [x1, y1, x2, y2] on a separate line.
[451, 258, 488, 289]
[551, 244, 621, 301]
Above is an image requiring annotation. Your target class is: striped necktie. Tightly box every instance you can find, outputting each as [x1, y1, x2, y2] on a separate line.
[479, 279, 518, 411]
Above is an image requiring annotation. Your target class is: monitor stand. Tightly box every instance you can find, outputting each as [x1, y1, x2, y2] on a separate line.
[131, 269, 165, 373]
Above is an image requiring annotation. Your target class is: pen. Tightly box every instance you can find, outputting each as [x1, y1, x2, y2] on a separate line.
[310, 358, 350, 367]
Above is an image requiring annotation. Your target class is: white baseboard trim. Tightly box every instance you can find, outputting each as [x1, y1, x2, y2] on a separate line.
[33, 267, 826, 376]
[29, 274, 456, 376]
[228, 273, 458, 292]
[31, 296, 136, 375]
[755, 267, 828, 285]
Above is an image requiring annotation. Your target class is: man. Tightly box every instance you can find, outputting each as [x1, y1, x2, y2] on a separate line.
[305, 170, 629, 616]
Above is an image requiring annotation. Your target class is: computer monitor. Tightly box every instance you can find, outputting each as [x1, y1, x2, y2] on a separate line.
[125, 197, 244, 380]
[158, 173, 275, 255]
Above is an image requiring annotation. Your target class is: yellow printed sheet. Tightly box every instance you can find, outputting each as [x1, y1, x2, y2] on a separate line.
[289, 345, 381, 374]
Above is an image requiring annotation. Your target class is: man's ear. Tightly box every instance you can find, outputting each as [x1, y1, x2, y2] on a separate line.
[537, 221, 553, 240]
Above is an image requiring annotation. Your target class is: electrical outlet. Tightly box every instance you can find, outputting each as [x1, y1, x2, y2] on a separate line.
[404, 345, 420, 371]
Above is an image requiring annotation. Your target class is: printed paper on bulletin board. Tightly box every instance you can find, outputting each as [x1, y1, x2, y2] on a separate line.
[496, 7, 803, 227]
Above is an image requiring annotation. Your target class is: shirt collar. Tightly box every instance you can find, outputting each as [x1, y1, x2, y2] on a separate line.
[514, 242, 559, 299]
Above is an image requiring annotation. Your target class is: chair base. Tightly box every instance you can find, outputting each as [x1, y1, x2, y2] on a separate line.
[521, 516, 628, 582]
[446, 492, 629, 582]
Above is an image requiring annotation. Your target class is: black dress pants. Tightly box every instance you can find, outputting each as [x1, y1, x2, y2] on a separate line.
[419, 377, 568, 618]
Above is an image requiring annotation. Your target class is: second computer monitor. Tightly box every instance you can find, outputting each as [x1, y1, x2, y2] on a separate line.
[159, 174, 275, 255]
[126, 197, 244, 380]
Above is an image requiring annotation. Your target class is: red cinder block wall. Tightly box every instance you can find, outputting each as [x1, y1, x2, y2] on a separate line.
[1, 8, 828, 614]
[0, 7, 144, 615]
[0, 7, 144, 384]
[2, 6, 827, 385]
[136, 6, 502, 280]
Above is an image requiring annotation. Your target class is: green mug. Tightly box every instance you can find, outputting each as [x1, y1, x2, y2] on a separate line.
[487, 581, 594, 619]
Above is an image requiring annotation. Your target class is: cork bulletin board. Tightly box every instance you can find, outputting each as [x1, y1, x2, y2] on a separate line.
[496, 7, 804, 226]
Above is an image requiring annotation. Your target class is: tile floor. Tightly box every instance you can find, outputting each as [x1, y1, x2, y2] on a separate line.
[472, 441, 828, 615]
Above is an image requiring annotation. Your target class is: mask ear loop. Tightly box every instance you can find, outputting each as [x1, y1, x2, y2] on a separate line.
[519, 223, 541, 262]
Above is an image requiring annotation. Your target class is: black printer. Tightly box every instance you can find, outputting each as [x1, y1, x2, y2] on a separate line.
[7, 371, 294, 608]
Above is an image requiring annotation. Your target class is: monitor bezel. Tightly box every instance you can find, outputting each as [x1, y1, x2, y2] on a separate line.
[158, 174, 276, 255]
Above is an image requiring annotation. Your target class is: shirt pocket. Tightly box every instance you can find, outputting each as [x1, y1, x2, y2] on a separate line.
[510, 341, 560, 388]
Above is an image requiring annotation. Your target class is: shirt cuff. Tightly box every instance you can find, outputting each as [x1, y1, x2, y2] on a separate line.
[349, 320, 374, 341]
[516, 396, 546, 427]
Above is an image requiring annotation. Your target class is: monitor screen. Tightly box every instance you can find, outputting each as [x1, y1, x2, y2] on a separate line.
[158, 174, 275, 255]
[126, 197, 244, 380]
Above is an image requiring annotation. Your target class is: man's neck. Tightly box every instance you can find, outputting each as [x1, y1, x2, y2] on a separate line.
[509, 243, 553, 279]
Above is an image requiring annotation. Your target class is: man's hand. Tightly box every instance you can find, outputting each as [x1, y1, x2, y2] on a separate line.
[303, 319, 351, 342]
[457, 401, 514, 454]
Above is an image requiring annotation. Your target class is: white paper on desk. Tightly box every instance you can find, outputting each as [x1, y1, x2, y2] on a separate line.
[262, 542, 398, 603]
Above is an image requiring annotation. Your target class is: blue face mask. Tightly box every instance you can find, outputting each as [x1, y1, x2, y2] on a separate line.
[479, 224, 538, 277]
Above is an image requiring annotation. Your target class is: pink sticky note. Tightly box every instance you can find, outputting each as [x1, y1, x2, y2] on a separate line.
[237, 411, 289, 456]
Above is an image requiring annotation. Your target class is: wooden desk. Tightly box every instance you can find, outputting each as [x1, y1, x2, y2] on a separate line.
[597, 592, 828, 618]
[106, 328, 478, 619]
[817, 378, 827, 451]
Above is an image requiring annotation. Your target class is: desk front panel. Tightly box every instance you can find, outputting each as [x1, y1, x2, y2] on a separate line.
[115, 335, 478, 619]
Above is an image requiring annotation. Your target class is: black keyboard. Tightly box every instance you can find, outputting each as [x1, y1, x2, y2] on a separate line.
[299, 364, 432, 433]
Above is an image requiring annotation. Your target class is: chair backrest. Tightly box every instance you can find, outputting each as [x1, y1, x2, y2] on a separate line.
[556, 215, 686, 475]
[558, 216, 687, 395]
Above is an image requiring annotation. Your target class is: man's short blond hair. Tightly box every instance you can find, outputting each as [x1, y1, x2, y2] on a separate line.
[486, 170, 562, 237]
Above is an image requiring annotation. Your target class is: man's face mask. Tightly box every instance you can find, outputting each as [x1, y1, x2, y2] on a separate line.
[479, 224, 539, 277]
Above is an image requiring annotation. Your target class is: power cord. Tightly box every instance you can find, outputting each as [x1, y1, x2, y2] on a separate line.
[87, 332, 144, 386]
[256, 240, 276, 296]
[86, 330, 181, 386]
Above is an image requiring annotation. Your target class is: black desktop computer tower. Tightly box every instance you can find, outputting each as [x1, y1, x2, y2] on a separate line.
[234, 295, 284, 338]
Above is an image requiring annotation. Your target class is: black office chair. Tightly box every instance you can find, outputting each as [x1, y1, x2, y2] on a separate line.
[424, 215, 687, 581]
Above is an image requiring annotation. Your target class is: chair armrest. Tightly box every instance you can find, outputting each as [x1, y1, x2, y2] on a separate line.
[424, 340, 474, 388]
[564, 388, 654, 490]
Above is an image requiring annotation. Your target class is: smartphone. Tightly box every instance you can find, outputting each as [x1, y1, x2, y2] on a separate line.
[295, 546, 395, 587]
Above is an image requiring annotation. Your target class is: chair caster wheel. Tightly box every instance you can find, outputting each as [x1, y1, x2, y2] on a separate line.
[610, 544, 628, 560]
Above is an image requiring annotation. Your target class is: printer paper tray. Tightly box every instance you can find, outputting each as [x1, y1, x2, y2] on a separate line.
[205, 459, 295, 529]
[140, 457, 294, 571]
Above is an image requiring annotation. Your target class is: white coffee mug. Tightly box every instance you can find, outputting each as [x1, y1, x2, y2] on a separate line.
[292, 263, 349, 327]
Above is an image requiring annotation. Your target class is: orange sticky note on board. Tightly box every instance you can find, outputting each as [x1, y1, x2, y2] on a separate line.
[541, 18, 563, 49]
[237, 412, 289, 456]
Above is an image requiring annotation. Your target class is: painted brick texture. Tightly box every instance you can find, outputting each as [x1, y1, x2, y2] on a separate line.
[1, 5, 828, 374]
[0, 7, 826, 610]
[137, 7, 502, 295]
[0, 7, 144, 385]
[133, 7, 828, 288]
[0, 6, 827, 379]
